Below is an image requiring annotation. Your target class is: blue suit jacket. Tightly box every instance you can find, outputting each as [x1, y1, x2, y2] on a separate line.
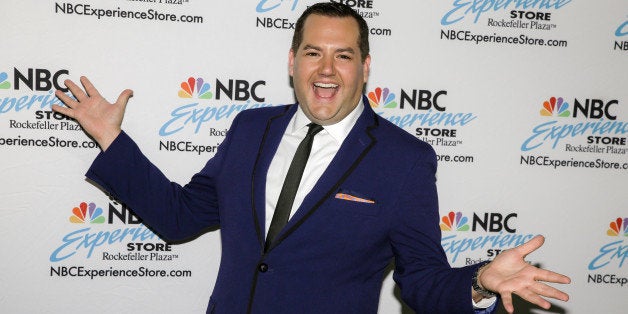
[86, 96, 492, 313]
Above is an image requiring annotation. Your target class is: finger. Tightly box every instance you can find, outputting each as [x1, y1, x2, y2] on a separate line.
[534, 268, 572, 284]
[63, 79, 88, 102]
[51, 104, 74, 119]
[500, 292, 515, 314]
[80, 76, 102, 98]
[532, 282, 570, 302]
[115, 89, 134, 109]
[54, 89, 77, 108]
[513, 235, 545, 257]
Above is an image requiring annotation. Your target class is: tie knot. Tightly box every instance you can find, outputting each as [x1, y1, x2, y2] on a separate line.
[307, 123, 323, 137]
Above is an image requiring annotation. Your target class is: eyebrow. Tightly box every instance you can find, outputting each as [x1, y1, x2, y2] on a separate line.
[302, 44, 356, 54]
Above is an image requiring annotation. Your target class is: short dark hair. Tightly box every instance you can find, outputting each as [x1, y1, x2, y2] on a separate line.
[291, 2, 370, 62]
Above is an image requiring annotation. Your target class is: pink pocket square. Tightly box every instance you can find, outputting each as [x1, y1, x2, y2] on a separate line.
[335, 192, 375, 204]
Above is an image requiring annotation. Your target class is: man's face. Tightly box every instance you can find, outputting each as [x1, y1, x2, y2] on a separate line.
[289, 14, 371, 126]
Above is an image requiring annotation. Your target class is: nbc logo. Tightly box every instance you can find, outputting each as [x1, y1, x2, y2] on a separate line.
[440, 211, 470, 231]
[0, 72, 10, 89]
[178, 77, 212, 99]
[607, 217, 628, 237]
[368, 87, 397, 109]
[540, 96, 570, 117]
[69, 202, 105, 224]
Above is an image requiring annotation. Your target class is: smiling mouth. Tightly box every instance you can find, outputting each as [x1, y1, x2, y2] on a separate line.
[313, 82, 339, 98]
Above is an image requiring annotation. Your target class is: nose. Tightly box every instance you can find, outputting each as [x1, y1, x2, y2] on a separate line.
[319, 55, 335, 76]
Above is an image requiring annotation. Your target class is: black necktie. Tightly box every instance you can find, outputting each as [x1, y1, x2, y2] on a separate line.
[265, 123, 323, 250]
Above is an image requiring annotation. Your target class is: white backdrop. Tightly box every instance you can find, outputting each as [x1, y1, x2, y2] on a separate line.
[1, 1, 626, 313]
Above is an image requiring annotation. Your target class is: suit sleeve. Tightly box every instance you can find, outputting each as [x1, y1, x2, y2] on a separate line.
[389, 146, 496, 314]
[85, 114, 240, 242]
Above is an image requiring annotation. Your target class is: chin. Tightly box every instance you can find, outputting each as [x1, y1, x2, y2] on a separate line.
[311, 109, 336, 121]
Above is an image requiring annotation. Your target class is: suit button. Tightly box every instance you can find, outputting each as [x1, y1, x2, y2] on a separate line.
[258, 263, 268, 273]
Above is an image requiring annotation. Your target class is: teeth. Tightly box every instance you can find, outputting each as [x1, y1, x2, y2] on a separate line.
[314, 82, 338, 88]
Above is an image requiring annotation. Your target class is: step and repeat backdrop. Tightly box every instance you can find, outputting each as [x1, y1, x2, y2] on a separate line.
[1, 1, 626, 313]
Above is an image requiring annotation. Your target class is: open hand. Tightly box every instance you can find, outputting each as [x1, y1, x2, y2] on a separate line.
[52, 76, 133, 151]
[478, 235, 571, 313]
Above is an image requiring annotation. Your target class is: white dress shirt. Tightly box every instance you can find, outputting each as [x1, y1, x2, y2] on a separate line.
[264, 101, 364, 234]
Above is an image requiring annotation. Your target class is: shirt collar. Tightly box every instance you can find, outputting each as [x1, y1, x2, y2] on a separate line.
[291, 98, 364, 144]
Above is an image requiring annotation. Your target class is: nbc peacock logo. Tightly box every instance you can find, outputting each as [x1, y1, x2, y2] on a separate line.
[178, 77, 212, 99]
[368, 87, 397, 109]
[0, 72, 10, 89]
[540, 96, 570, 117]
[607, 217, 628, 237]
[440, 211, 470, 231]
[69, 202, 105, 224]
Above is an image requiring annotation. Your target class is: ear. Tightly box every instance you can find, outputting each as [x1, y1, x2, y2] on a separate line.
[362, 54, 371, 83]
[288, 49, 295, 77]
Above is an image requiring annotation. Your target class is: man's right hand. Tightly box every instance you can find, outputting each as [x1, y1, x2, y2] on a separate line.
[52, 76, 133, 151]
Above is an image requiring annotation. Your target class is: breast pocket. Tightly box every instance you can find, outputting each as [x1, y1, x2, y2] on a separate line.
[331, 196, 381, 217]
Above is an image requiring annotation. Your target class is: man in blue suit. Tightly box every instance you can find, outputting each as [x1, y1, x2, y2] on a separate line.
[53, 2, 570, 313]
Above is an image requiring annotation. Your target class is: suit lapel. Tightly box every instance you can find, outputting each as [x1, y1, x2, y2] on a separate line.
[251, 105, 295, 250]
[267, 97, 379, 252]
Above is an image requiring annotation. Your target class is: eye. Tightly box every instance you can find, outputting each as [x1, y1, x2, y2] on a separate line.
[304, 51, 319, 57]
[338, 54, 352, 60]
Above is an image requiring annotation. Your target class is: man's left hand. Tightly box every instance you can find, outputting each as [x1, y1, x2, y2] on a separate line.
[476, 235, 571, 313]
